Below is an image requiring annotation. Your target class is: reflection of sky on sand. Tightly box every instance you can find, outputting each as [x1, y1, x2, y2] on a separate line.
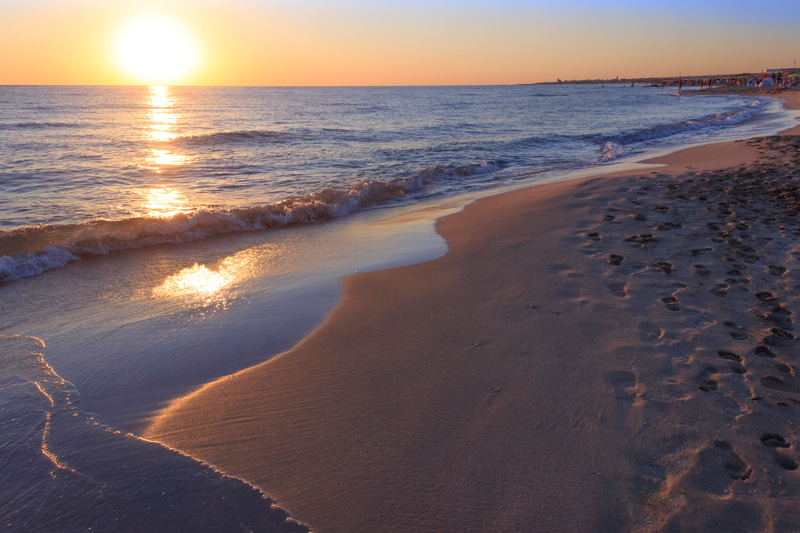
[152, 245, 279, 310]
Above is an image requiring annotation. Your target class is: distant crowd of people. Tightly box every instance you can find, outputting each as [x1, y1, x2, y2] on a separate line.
[689, 72, 798, 93]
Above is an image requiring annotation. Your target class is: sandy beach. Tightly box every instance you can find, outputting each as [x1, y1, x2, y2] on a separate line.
[147, 93, 800, 532]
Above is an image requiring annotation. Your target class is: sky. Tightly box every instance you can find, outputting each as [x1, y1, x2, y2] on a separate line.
[0, 0, 798, 86]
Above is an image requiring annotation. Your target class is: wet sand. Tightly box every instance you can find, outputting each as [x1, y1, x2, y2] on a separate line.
[148, 93, 800, 532]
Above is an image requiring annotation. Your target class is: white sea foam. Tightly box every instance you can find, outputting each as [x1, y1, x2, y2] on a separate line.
[0, 174, 434, 282]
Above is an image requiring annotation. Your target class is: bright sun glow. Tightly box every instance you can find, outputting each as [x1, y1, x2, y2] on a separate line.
[115, 16, 199, 84]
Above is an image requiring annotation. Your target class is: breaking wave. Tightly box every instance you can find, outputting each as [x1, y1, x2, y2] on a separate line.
[600, 103, 764, 161]
[0, 175, 434, 282]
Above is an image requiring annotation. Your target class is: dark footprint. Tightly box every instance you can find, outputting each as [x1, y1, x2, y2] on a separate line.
[692, 441, 752, 494]
[691, 247, 714, 256]
[654, 262, 674, 275]
[756, 291, 776, 302]
[695, 264, 712, 277]
[715, 440, 752, 481]
[775, 363, 793, 373]
[776, 454, 798, 471]
[760, 375, 800, 393]
[723, 321, 748, 340]
[609, 254, 624, 265]
[630, 214, 648, 221]
[626, 233, 657, 245]
[755, 345, 776, 358]
[764, 328, 796, 348]
[587, 232, 601, 241]
[767, 305, 793, 328]
[656, 222, 682, 231]
[697, 366, 719, 391]
[718, 350, 742, 362]
[730, 362, 747, 374]
[603, 214, 616, 222]
[710, 284, 729, 298]
[662, 296, 680, 311]
[652, 205, 670, 213]
[760, 433, 790, 448]
[768, 265, 788, 277]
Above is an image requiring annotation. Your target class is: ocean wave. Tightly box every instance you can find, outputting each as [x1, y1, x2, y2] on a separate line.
[172, 130, 294, 147]
[621, 108, 755, 145]
[455, 161, 501, 176]
[0, 122, 80, 130]
[0, 174, 434, 282]
[600, 106, 760, 161]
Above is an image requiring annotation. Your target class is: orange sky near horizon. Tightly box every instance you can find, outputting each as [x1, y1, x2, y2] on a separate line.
[1, 0, 798, 86]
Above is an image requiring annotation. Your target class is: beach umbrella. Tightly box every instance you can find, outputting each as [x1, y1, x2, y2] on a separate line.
[790, 73, 799, 78]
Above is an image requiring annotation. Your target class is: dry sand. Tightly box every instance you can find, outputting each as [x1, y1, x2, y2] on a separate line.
[148, 94, 800, 532]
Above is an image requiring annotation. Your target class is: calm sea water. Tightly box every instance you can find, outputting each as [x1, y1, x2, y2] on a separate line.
[0, 85, 791, 280]
[0, 85, 796, 530]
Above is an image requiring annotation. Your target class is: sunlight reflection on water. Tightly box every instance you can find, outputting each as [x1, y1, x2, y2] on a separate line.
[151, 244, 280, 309]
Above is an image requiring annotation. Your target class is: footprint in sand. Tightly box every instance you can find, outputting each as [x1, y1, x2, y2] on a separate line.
[710, 284, 729, 298]
[695, 264, 712, 277]
[652, 205, 670, 213]
[760, 375, 800, 393]
[607, 281, 628, 298]
[638, 322, 664, 343]
[692, 247, 714, 257]
[760, 433, 790, 448]
[715, 440, 752, 480]
[718, 350, 742, 362]
[756, 291, 776, 302]
[630, 214, 648, 221]
[755, 345, 776, 358]
[768, 265, 788, 277]
[654, 262, 674, 275]
[697, 366, 719, 391]
[766, 305, 793, 329]
[775, 454, 798, 471]
[609, 254, 624, 266]
[723, 321, 748, 340]
[587, 232, 601, 241]
[764, 328, 796, 348]
[657, 222, 682, 231]
[662, 296, 680, 312]
[690, 441, 752, 495]
[605, 370, 637, 403]
[719, 351, 747, 373]
[626, 233, 657, 245]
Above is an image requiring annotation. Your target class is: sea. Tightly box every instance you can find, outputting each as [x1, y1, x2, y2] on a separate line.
[0, 84, 796, 530]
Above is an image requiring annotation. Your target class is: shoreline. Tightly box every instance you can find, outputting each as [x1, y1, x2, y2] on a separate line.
[147, 94, 800, 531]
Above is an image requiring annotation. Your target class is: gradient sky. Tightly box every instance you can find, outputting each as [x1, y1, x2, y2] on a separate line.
[1, 0, 798, 86]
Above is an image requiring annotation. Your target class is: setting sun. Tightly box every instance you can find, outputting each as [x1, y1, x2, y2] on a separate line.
[115, 16, 199, 85]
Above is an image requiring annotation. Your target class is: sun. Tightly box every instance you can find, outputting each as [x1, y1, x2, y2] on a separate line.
[115, 16, 199, 85]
